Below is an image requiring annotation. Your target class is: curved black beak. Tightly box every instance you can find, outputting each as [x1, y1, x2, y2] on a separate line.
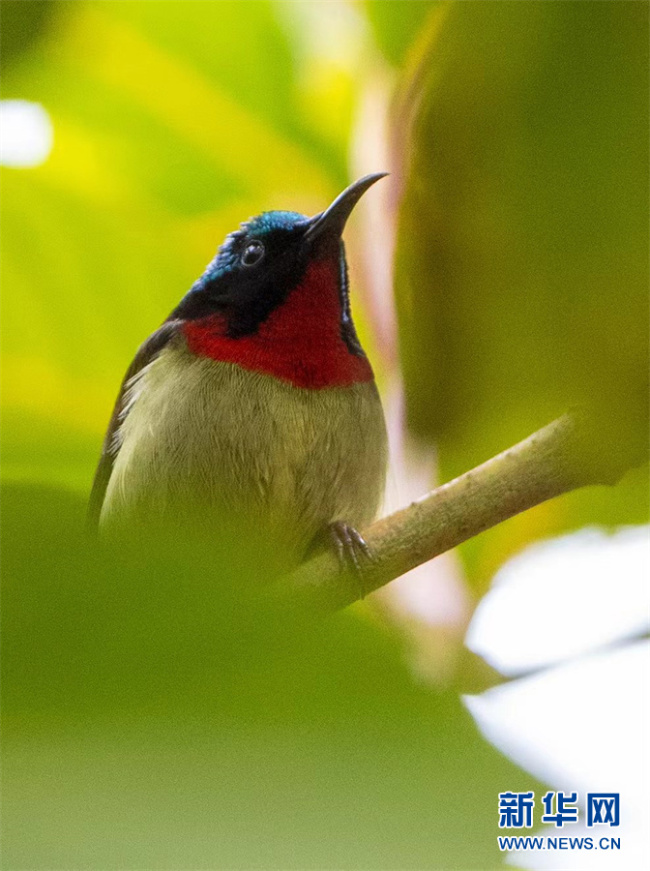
[304, 172, 388, 244]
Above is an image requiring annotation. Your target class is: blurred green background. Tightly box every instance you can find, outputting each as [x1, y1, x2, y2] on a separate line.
[1, 1, 648, 868]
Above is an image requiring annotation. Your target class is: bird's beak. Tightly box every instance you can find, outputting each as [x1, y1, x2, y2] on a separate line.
[304, 172, 388, 244]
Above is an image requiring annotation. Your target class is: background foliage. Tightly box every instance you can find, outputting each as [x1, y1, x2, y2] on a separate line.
[1, 1, 647, 868]
[393, 0, 649, 584]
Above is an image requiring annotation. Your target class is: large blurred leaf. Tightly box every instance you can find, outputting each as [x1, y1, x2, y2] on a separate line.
[1, 483, 541, 869]
[393, 0, 649, 582]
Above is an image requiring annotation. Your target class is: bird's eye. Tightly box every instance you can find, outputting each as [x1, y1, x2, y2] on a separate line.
[241, 240, 265, 267]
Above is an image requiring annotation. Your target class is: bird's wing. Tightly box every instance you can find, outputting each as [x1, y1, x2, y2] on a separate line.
[86, 320, 182, 530]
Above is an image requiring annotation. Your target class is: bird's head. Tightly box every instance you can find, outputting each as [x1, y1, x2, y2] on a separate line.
[174, 173, 386, 336]
[173, 173, 386, 388]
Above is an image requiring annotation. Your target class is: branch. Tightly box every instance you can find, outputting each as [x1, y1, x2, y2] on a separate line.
[283, 408, 643, 612]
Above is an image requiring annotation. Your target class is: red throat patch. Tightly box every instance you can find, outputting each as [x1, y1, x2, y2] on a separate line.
[182, 258, 374, 389]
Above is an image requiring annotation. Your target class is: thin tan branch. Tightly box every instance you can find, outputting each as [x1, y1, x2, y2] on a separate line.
[284, 409, 643, 612]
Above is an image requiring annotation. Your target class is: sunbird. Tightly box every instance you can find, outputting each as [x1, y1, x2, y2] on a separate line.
[89, 174, 388, 570]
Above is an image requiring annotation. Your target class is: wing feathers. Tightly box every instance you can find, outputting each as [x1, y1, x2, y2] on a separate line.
[86, 320, 181, 530]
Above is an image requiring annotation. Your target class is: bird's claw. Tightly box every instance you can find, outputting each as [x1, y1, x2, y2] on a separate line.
[327, 521, 374, 597]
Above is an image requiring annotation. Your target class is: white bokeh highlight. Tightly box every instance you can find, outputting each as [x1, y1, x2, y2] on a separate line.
[466, 527, 650, 675]
[0, 100, 53, 168]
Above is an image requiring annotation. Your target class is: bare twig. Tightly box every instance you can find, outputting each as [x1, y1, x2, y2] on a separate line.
[284, 409, 643, 612]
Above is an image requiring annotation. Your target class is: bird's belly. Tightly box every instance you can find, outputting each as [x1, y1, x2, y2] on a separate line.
[101, 346, 387, 556]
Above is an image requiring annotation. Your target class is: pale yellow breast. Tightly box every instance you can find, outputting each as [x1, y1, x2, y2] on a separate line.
[101, 342, 388, 557]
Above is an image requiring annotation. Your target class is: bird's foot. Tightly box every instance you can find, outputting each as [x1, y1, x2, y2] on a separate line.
[327, 521, 374, 598]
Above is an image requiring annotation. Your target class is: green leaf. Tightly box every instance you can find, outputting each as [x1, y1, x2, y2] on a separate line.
[393, 0, 649, 583]
[1, 484, 542, 869]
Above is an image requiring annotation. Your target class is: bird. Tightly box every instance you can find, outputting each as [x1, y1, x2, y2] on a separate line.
[88, 173, 388, 573]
